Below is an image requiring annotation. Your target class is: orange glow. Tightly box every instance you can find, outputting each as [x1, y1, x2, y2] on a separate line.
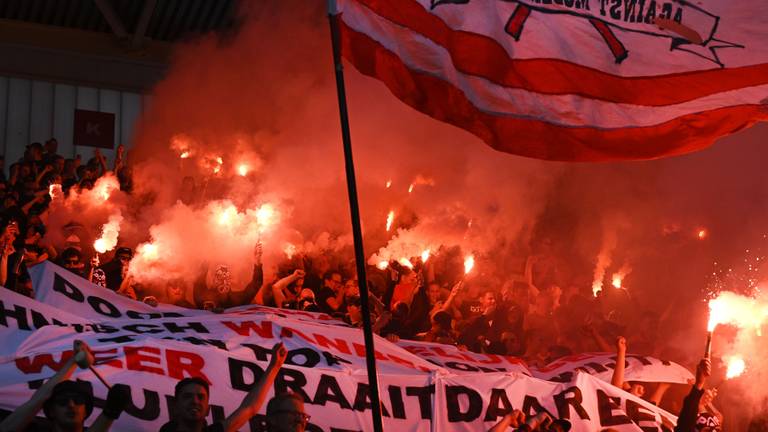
[398, 257, 414, 269]
[91, 176, 119, 202]
[421, 249, 431, 263]
[137, 243, 159, 261]
[725, 356, 746, 379]
[386, 210, 395, 232]
[611, 273, 622, 289]
[216, 204, 239, 227]
[464, 255, 475, 275]
[256, 204, 275, 229]
[93, 214, 122, 253]
[284, 243, 296, 259]
[708, 291, 768, 333]
[49, 184, 63, 200]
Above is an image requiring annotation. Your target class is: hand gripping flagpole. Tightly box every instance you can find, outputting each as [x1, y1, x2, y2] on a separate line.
[327, 2, 385, 431]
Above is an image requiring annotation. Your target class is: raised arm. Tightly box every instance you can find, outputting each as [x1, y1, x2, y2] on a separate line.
[236, 243, 265, 306]
[440, 281, 463, 312]
[674, 359, 710, 432]
[272, 270, 305, 308]
[611, 336, 627, 388]
[0, 341, 90, 432]
[113, 144, 124, 173]
[222, 342, 288, 432]
[88, 384, 131, 432]
[487, 409, 525, 432]
[193, 263, 209, 308]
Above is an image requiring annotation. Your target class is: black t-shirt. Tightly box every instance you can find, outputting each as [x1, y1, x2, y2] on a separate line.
[315, 286, 336, 314]
[158, 421, 225, 432]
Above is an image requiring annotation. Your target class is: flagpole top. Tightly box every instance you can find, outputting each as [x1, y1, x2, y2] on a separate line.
[328, 0, 339, 15]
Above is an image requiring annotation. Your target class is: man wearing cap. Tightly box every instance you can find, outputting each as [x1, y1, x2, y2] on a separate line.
[0, 340, 130, 432]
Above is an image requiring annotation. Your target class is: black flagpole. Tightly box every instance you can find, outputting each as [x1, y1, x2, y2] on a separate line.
[327, 2, 385, 431]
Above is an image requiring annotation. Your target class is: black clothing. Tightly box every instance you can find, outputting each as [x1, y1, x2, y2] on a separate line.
[159, 421, 225, 432]
[674, 386, 704, 432]
[459, 310, 510, 352]
[193, 263, 263, 309]
[315, 286, 337, 315]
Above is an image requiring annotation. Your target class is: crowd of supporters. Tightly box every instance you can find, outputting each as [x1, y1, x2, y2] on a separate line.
[2, 137, 768, 431]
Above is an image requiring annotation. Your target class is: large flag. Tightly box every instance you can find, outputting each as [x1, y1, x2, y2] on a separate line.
[333, 0, 768, 161]
[0, 262, 692, 430]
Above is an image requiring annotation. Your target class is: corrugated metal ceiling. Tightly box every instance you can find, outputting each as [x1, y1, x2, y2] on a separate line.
[0, 0, 238, 42]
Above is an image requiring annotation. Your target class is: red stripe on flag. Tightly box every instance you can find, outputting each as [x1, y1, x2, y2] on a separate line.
[351, 0, 768, 106]
[339, 18, 768, 161]
[589, 19, 628, 64]
[505, 4, 531, 41]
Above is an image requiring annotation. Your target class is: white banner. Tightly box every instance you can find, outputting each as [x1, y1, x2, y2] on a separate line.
[0, 263, 684, 430]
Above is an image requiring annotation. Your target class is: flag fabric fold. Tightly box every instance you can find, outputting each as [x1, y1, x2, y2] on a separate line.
[335, 0, 768, 161]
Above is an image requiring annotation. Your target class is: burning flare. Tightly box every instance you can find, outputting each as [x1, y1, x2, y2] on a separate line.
[398, 257, 414, 270]
[697, 228, 708, 240]
[421, 249, 431, 263]
[611, 263, 632, 289]
[136, 243, 159, 262]
[725, 356, 746, 379]
[408, 184, 414, 193]
[464, 255, 475, 275]
[93, 213, 123, 254]
[707, 291, 768, 334]
[386, 210, 395, 232]
[255, 203, 276, 231]
[376, 260, 389, 270]
[180, 151, 190, 159]
[237, 164, 249, 176]
[385, 180, 392, 189]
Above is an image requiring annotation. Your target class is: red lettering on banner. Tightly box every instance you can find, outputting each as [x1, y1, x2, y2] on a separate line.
[280, 327, 315, 343]
[472, 354, 503, 365]
[401, 345, 429, 356]
[167, 349, 210, 384]
[352, 343, 388, 361]
[93, 348, 123, 368]
[15, 351, 74, 374]
[125, 346, 164, 375]
[221, 320, 274, 338]
[313, 334, 352, 355]
[431, 347, 465, 360]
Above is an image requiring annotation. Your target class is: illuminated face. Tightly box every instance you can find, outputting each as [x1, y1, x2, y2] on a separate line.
[325, 273, 342, 291]
[268, 397, 308, 432]
[167, 282, 184, 302]
[176, 383, 209, 423]
[481, 292, 496, 314]
[344, 280, 359, 296]
[50, 393, 87, 428]
[427, 284, 441, 304]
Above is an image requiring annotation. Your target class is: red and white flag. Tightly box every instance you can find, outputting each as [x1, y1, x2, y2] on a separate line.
[332, 0, 768, 161]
